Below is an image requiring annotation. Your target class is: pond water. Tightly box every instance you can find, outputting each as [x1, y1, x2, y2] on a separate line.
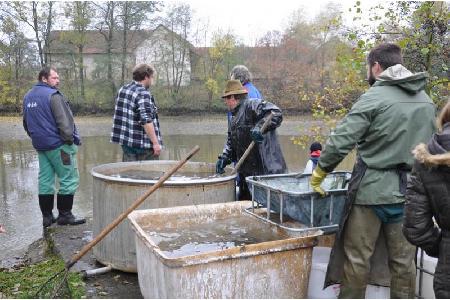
[145, 215, 289, 258]
[108, 170, 222, 181]
[0, 134, 355, 264]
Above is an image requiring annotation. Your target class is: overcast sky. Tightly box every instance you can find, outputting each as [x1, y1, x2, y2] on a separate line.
[160, 0, 384, 45]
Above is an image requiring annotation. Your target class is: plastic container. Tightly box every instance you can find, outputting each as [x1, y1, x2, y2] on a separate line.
[416, 249, 437, 299]
[246, 172, 351, 233]
[128, 201, 321, 298]
[365, 285, 390, 299]
[307, 247, 340, 298]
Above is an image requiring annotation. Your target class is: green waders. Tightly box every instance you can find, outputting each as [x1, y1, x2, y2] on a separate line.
[339, 205, 416, 299]
[37, 144, 85, 226]
[38, 144, 79, 195]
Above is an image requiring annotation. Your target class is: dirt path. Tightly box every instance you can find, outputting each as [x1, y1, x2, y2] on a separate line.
[0, 114, 324, 141]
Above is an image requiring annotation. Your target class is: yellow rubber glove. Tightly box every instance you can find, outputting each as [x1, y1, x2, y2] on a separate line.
[310, 165, 328, 197]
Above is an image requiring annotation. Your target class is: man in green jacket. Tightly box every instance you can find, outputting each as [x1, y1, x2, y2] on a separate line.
[310, 43, 436, 298]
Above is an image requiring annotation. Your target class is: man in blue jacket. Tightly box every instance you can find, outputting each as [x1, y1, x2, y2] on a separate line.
[230, 65, 262, 100]
[23, 67, 85, 227]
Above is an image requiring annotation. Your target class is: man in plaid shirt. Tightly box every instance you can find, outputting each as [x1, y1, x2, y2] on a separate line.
[111, 64, 163, 161]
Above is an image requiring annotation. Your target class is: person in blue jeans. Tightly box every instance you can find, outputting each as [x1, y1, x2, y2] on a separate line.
[227, 65, 263, 189]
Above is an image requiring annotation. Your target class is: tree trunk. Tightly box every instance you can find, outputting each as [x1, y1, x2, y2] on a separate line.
[424, 3, 435, 96]
[78, 45, 85, 104]
[107, 2, 116, 100]
[32, 2, 44, 67]
[14, 48, 20, 111]
[120, 2, 129, 86]
[43, 1, 53, 65]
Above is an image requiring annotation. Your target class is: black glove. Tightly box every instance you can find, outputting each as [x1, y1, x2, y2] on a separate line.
[250, 126, 264, 143]
[216, 155, 231, 174]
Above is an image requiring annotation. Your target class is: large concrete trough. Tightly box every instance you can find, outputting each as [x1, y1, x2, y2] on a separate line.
[128, 201, 320, 298]
[91, 160, 236, 272]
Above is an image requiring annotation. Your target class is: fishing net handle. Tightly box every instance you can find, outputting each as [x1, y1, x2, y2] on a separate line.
[66, 145, 200, 269]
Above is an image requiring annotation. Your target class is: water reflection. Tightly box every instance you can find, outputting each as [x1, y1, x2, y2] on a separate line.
[0, 134, 355, 262]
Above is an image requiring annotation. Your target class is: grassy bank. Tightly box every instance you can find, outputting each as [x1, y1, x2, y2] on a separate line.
[0, 231, 85, 299]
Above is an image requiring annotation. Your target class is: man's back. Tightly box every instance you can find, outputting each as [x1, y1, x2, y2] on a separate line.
[319, 64, 436, 205]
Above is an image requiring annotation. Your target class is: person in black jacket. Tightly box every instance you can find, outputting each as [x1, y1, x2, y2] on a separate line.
[403, 100, 450, 299]
[215, 80, 287, 200]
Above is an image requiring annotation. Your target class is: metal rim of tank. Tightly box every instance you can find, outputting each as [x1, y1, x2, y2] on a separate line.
[91, 160, 236, 185]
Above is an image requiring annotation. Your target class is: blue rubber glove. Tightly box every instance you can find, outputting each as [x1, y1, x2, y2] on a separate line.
[250, 126, 264, 143]
[215, 156, 231, 174]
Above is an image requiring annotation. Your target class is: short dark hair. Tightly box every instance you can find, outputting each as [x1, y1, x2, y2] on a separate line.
[38, 67, 57, 81]
[367, 43, 403, 70]
[132, 64, 155, 81]
[310, 142, 322, 152]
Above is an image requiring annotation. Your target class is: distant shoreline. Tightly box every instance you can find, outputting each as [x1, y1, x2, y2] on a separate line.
[0, 114, 327, 142]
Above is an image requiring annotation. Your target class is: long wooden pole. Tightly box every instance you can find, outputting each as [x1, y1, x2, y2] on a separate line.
[66, 145, 200, 269]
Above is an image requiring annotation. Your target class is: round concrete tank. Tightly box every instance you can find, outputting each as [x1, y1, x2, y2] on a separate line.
[91, 160, 236, 273]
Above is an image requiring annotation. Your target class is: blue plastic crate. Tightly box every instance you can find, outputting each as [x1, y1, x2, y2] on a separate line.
[246, 172, 351, 233]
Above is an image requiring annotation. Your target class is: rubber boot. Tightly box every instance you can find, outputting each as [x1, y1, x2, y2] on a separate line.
[38, 194, 56, 228]
[56, 194, 86, 225]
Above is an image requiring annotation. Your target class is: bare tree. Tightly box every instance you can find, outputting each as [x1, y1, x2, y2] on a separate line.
[63, 2, 94, 104]
[117, 2, 161, 85]
[2, 1, 54, 67]
[93, 1, 118, 100]
[158, 3, 193, 101]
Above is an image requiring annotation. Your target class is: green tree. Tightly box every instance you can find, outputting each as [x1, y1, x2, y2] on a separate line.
[0, 16, 38, 111]
[349, 1, 449, 106]
[300, 1, 449, 147]
[203, 31, 237, 111]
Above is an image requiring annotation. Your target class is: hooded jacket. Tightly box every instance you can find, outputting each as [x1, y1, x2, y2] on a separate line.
[221, 97, 287, 176]
[403, 124, 450, 298]
[319, 64, 436, 205]
[323, 64, 436, 289]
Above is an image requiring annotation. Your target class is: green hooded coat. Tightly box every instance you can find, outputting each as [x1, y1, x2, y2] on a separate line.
[321, 64, 436, 289]
[319, 64, 436, 205]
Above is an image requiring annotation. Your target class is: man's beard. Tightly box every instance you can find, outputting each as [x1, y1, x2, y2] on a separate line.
[367, 68, 376, 86]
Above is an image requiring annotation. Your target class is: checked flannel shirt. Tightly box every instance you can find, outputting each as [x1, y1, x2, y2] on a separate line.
[111, 81, 163, 150]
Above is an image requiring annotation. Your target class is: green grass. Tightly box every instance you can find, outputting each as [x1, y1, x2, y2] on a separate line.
[0, 255, 86, 299]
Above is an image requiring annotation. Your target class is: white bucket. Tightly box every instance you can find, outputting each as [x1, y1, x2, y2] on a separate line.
[307, 247, 390, 299]
[416, 250, 437, 299]
[307, 247, 340, 298]
[365, 285, 390, 299]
